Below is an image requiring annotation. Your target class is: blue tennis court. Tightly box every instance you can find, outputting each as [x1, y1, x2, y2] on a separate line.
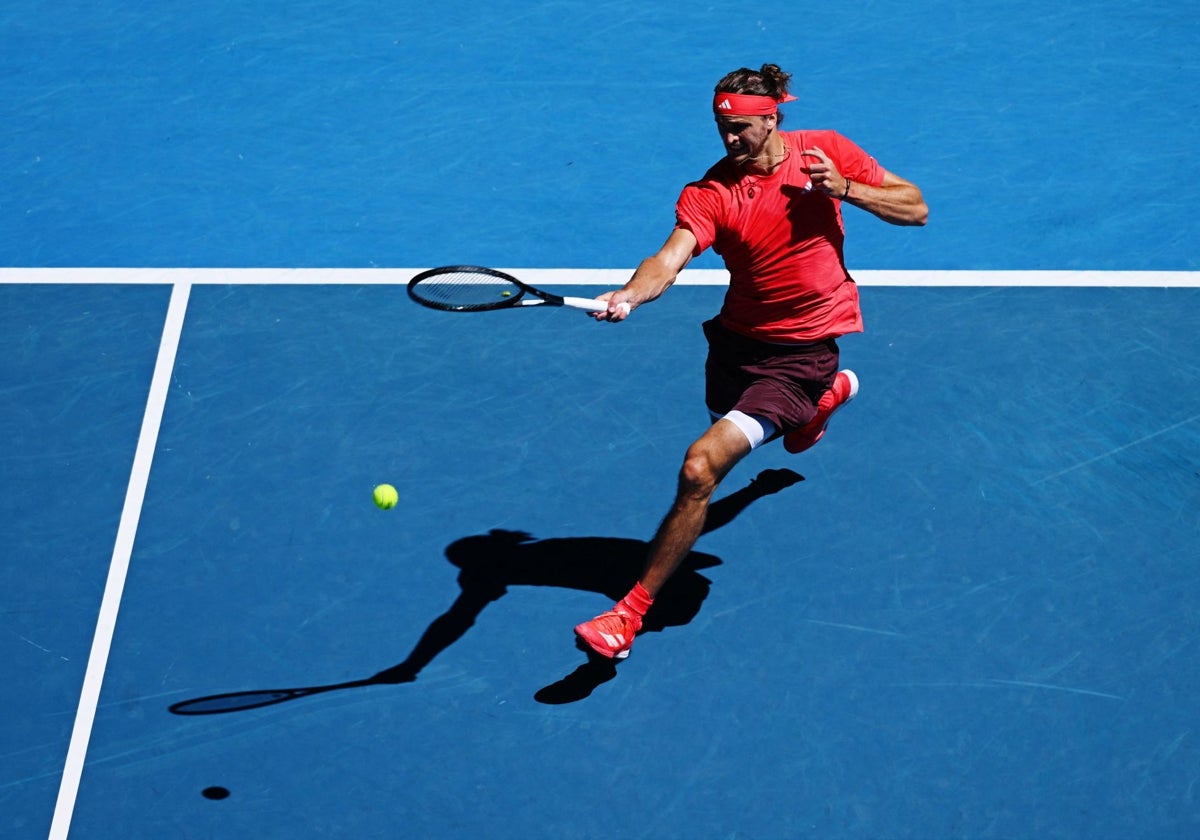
[3, 2, 1198, 838]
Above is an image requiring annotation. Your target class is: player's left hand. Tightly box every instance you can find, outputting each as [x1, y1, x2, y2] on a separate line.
[800, 146, 847, 197]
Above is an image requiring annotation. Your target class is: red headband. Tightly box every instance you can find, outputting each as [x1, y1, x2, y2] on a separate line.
[713, 92, 798, 116]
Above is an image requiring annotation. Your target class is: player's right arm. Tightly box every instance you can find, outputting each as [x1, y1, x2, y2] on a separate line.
[596, 227, 698, 321]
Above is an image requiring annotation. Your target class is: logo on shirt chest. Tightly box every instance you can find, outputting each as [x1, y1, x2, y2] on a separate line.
[745, 179, 814, 200]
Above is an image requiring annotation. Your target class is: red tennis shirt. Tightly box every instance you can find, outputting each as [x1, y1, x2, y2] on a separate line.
[675, 129, 884, 343]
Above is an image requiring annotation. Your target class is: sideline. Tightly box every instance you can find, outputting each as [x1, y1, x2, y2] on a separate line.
[47, 282, 192, 840]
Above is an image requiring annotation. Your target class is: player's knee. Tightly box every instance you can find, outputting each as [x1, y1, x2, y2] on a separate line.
[679, 445, 721, 497]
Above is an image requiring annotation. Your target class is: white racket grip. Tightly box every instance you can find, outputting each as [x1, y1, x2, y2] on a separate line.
[561, 295, 610, 312]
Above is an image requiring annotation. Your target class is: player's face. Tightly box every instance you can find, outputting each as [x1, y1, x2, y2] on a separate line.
[715, 114, 776, 163]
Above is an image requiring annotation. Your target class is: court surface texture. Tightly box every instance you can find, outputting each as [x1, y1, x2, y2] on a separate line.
[2, 2, 1198, 838]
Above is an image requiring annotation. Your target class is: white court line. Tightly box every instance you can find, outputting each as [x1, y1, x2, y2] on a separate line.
[48, 282, 192, 840]
[0, 267, 1198, 287]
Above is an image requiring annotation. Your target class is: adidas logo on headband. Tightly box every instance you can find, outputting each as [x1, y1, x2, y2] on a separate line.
[717, 98, 732, 110]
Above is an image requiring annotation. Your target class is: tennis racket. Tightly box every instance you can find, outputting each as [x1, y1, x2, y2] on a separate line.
[408, 265, 625, 314]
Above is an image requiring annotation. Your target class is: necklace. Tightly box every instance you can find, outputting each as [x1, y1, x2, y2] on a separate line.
[741, 143, 790, 170]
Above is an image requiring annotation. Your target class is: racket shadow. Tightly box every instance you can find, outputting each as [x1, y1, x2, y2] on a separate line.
[168, 468, 804, 715]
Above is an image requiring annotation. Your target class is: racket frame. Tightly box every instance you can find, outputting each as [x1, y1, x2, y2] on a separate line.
[407, 265, 607, 312]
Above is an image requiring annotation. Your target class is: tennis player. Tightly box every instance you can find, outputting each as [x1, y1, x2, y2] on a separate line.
[575, 63, 928, 660]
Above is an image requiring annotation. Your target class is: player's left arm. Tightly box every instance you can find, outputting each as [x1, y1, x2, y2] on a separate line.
[802, 145, 928, 227]
[845, 168, 929, 227]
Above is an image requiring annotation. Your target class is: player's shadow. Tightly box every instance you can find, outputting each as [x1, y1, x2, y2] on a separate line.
[168, 468, 802, 714]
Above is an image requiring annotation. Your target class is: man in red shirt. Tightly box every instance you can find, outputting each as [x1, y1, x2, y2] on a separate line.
[575, 63, 928, 660]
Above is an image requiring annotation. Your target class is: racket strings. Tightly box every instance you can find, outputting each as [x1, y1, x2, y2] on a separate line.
[410, 270, 523, 310]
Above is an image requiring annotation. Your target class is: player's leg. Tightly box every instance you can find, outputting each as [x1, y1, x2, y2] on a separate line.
[574, 418, 753, 660]
[641, 417, 753, 593]
[782, 369, 859, 453]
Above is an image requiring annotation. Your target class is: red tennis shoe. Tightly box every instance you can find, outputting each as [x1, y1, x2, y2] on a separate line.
[783, 370, 859, 454]
[574, 605, 643, 660]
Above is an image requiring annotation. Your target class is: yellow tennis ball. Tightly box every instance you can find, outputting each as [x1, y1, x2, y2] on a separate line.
[373, 484, 398, 509]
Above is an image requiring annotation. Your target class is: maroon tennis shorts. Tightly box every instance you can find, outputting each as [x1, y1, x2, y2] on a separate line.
[702, 317, 840, 433]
